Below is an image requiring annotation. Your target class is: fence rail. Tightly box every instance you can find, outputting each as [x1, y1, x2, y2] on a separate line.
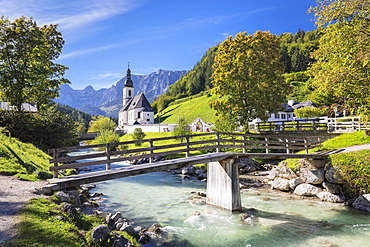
[48, 132, 321, 178]
[256, 116, 370, 133]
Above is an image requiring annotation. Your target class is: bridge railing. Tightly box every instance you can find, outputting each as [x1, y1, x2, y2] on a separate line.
[48, 132, 321, 178]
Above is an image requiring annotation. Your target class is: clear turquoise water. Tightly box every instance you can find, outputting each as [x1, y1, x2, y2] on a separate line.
[90, 165, 370, 247]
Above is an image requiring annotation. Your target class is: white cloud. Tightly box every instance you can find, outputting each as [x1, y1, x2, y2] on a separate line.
[92, 72, 124, 80]
[0, 0, 141, 32]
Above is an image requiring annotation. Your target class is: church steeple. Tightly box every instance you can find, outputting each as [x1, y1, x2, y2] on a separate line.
[123, 63, 134, 104]
[124, 63, 133, 87]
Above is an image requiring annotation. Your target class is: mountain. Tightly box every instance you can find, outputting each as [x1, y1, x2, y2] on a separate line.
[55, 69, 188, 118]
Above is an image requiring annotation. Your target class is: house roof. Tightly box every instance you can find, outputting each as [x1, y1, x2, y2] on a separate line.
[0, 101, 38, 112]
[281, 101, 317, 112]
[120, 93, 154, 112]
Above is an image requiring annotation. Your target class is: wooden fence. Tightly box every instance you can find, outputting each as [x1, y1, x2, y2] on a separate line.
[48, 132, 321, 178]
[256, 116, 370, 133]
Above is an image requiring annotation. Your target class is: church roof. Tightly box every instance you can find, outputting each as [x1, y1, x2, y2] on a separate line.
[120, 93, 154, 112]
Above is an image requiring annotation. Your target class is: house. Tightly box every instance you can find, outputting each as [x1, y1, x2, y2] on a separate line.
[250, 99, 317, 125]
[190, 117, 213, 132]
[0, 101, 38, 112]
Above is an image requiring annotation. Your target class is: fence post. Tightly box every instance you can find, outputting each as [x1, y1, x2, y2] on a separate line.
[265, 137, 269, 153]
[286, 138, 290, 154]
[216, 133, 220, 153]
[186, 136, 190, 158]
[53, 148, 59, 178]
[304, 138, 308, 154]
[149, 140, 154, 163]
[242, 135, 247, 153]
[296, 121, 299, 131]
[106, 143, 111, 170]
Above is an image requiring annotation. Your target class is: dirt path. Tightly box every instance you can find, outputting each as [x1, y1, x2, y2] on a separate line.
[0, 176, 48, 245]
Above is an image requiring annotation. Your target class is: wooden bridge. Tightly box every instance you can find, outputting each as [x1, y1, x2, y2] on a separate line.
[48, 132, 327, 211]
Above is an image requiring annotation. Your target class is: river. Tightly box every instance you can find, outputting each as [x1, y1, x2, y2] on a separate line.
[84, 160, 370, 247]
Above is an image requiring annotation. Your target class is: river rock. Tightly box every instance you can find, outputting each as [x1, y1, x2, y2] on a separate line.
[317, 192, 345, 203]
[322, 182, 341, 194]
[294, 184, 322, 196]
[111, 212, 123, 222]
[182, 166, 196, 175]
[289, 177, 305, 190]
[352, 194, 370, 213]
[56, 191, 73, 202]
[148, 223, 162, 235]
[271, 178, 291, 191]
[278, 166, 297, 179]
[120, 222, 136, 236]
[91, 225, 111, 242]
[325, 167, 344, 184]
[302, 169, 325, 185]
[266, 167, 279, 180]
[60, 203, 80, 221]
[110, 232, 130, 247]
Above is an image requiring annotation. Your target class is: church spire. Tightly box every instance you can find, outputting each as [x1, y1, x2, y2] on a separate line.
[124, 63, 133, 87]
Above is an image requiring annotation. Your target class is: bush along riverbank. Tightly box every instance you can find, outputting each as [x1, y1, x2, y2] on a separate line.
[7, 183, 186, 247]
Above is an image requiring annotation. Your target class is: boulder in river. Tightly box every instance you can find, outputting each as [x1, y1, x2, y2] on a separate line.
[352, 194, 370, 213]
[91, 225, 111, 242]
[294, 183, 322, 196]
[302, 169, 325, 185]
[271, 178, 291, 191]
[317, 192, 345, 203]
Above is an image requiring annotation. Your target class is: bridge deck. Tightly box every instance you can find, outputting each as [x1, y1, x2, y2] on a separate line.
[48, 152, 326, 189]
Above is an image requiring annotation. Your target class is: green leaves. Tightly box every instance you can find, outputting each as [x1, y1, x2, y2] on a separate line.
[210, 31, 290, 130]
[0, 16, 69, 112]
[308, 1, 370, 115]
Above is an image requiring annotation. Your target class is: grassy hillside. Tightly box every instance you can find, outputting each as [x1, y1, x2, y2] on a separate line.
[157, 92, 218, 124]
[0, 131, 52, 180]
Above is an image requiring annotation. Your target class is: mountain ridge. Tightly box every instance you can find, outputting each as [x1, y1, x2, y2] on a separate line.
[55, 69, 188, 117]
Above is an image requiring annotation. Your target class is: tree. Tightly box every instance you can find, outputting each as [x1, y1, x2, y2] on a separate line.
[210, 31, 290, 131]
[0, 16, 69, 112]
[173, 117, 191, 142]
[308, 0, 370, 115]
[131, 128, 146, 146]
[88, 116, 116, 133]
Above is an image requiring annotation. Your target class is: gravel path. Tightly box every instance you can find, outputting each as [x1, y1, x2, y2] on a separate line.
[0, 176, 48, 245]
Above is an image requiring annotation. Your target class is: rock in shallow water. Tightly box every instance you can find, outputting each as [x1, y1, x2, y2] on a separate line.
[294, 183, 322, 196]
[317, 192, 345, 203]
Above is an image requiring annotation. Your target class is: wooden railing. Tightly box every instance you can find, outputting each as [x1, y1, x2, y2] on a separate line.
[257, 119, 327, 132]
[256, 117, 370, 133]
[48, 132, 321, 178]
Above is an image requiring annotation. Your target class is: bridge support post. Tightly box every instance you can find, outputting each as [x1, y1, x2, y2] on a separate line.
[206, 158, 242, 211]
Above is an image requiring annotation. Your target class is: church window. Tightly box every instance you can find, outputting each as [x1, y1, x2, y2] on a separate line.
[138, 112, 141, 118]
[147, 119, 150, 122]
[128, 90, 132, 97]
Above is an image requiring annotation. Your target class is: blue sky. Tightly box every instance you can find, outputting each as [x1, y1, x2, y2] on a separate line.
[0, 0, 317, 89]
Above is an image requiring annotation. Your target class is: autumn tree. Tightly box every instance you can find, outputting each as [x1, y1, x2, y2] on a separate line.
[210, 31, 290, 131]
[308, 0, 370, 116]
[0, 16, 69, 112]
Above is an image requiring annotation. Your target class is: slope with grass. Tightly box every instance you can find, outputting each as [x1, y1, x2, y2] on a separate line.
[0, 132, 52, 181]
[156, 92, 218, 124]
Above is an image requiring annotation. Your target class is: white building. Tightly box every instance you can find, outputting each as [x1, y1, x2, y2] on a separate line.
[190, 117, 213, 132]
[250, 99, 318, 125]
[118, 66, 155, 128]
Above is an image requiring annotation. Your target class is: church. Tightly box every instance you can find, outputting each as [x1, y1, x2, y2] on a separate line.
[118, 66, 155, 128]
